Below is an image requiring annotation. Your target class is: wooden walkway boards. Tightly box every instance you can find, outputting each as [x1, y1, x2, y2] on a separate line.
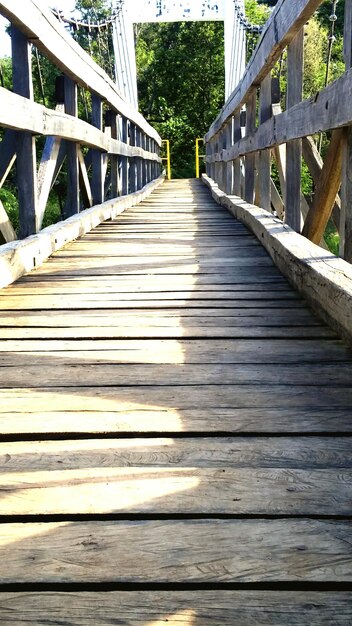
[0, 178, 351, 624]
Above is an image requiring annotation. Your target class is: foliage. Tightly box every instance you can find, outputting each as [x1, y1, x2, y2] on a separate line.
[324, 222, 340, 255]
[136, 20, 225, 177]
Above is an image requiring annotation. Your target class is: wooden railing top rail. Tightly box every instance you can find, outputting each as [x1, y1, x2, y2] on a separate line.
[0, 0, 162, 145]
[205, 0, 323, 142]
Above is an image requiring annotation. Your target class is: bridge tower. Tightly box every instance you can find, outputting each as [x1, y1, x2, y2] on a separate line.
[112, 0, 246, 107]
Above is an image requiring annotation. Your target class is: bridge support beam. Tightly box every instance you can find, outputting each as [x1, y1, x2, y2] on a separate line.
[12, 26, 38, 239]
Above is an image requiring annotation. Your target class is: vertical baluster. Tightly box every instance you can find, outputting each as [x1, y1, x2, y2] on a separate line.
[225, 117, 234, 195]
[143, 134, 148, 186]
[12, 27, 38, 237]
[340, 0, 352, 260]
[64, 77, 79, 217]
[109, 109, 119, 199]
[285, 30, 303, 232]
[257, 73, 272, 212]
[244, 90, 256, 203]
[128, 123, 136, 193]
[233, 112, 242, 196]
[120, 117, 128, 196]
[136, 127, 143, 191]
[91, 94, 104, 205]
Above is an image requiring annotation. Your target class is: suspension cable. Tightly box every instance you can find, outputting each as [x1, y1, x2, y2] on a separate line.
[318, 0, 339, 152]
[233, 1, 264, 34]
[51, 2, 123, 30]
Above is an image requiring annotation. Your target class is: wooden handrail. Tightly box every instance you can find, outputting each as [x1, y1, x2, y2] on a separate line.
[205, 0, 322, 142]
[0, 0, 161, 144]
[205, 0, 352, 263]
[0, 0, 162, 242]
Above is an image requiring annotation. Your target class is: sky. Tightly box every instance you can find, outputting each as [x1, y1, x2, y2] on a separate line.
[0, 0, 77, 56]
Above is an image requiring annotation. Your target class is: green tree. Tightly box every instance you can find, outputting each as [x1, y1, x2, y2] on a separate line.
[136, 20, 225, 177]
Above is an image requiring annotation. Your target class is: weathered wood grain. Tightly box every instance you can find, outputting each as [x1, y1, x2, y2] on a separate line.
[0, 519, 351, 583]
[285, 30, 303, 232]
[0, 437, 350, 470]
[0, 175, 164, 289]
[1, 591, 351, 626]
[0, 407, 350, 435]
[0, 362, 351, 388]
[0, 338, 349, 362]
[203, 175, 352, 343]
[302, 129, 343, 243]
[0, 86, 162, 159]
[0, 466, 349, 516]
[206, 0, 323, 140]
[0, 0, 161, 144]
[0, 385, 350, 413]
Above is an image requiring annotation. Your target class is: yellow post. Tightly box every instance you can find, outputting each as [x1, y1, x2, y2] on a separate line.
[195, 138, 205, 178]
[162, 139, 171, 180]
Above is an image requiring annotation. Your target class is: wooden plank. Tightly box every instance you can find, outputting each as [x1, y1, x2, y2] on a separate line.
[0, 407, 350, 435]
[0, 362, 351, 388]
[0, 437, 350, 470]
[0, 465, 349, 516]
[0, 591, 351, 625]
[302, 129, 343, 243]
[0, 385, 350, 413]
[0, 308, 324, 327]
[0, 325, 332, 340]
[0, 175, 165, 289]
[0, 519, 351, 583]
[203, 175, 352, 343]
[285, 29, 303, 232]
[0, 0, 161, 144]
[0, 296, 304, 310]
[14, 273, 291, 286]
[0, 338, 349, 363]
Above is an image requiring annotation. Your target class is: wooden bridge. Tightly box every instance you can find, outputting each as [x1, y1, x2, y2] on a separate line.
[0, 0, 351, 623]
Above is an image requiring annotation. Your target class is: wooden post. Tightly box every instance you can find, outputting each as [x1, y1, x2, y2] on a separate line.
[214, 134, 220, 186]
[257, 74, 272, 211]
[244, 90, 256, 203]
[63, 77, 79, 218]
[11, 26, 38, 238]
[128, 123, 137, 194]
[233, 112, 242, 196]
[224, 119, 233, 194]
[109, 110, 119, 199]
[120, 117, 128, 196]
[340, 0, 352, 261]
[302, 130, 343, 244]
[135, 127, 142, 191]
[91, 94, 104, 205]
[285, 29, 304, 232]
[148, 138, 153, 184]
[142, 133, 147, 187]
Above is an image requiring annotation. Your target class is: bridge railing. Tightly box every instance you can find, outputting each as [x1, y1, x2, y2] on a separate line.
[205, 0, 352, 263]
[0, 0, 162, 242]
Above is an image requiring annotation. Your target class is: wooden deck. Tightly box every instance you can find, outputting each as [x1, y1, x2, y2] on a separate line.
[0, 178, 351, 624]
